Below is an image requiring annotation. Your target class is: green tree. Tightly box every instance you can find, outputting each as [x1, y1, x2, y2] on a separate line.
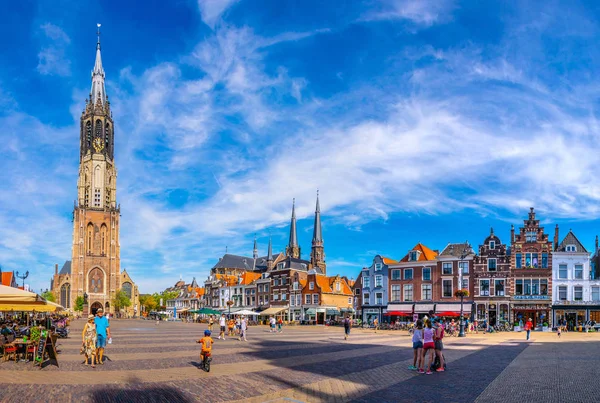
[139, 294, 157, 312]
[41, 290, 56, 302]
[112, 289, 132, 312]
[74, 296, 84, 312]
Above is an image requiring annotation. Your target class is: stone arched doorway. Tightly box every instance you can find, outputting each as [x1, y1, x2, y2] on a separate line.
[91, 301, 103, 315]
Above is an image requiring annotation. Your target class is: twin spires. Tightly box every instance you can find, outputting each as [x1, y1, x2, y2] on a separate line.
[90, 23, 107, 107]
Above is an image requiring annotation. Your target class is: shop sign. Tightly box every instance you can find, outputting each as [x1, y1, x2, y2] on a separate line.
[514, 295, 549, 300]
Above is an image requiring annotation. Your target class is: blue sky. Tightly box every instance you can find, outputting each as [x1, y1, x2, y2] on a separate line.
[4, 0, 600, 293]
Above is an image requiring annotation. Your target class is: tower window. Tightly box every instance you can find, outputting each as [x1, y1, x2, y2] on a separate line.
[105, 123, 110, 149]
[94, 188, 101, 207]
[86, 121, 92, 148]
[95, 120, 102, 139]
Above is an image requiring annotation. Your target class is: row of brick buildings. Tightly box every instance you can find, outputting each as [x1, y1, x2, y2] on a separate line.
[165, 195, 355, 323]
[354, 208, 600, 329]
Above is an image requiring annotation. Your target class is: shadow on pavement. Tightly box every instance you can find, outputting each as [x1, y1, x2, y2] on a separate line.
[90, 385, 191, 403]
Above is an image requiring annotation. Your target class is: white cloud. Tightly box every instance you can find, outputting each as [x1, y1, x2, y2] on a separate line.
[37, 23, 71, 76]
[197, 0, 240, 29]
[363, 0, 456, 26]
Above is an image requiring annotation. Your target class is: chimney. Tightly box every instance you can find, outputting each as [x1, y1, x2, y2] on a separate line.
[55, 264, 58, 275]
[554, 225, 559, 251]
[510, 225, 515, 244]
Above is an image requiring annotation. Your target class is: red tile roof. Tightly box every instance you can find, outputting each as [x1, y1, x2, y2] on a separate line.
[1, 272, 14, 287]
[400, 243, 438, 262]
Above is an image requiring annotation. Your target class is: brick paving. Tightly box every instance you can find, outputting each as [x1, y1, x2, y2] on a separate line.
[0, 321, 598, 402]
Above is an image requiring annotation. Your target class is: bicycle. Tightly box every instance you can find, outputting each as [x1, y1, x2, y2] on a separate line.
[201, 351, 212, 372]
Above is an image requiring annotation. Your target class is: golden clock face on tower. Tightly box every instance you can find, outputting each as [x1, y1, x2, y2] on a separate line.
[93, 137, 104, 153]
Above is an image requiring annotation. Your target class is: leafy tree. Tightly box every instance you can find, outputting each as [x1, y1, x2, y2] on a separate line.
[41, 290, 56, 302]
[112, 289, 132, 312]
[139, 294, 157, 312]
[74, 296, 84, 312]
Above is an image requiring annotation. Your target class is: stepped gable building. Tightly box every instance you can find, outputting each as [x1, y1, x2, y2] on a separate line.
[510, 208, 553, 328]
[300, 272, 353, 324]
[473, 228, 511, 326]
[50, 28, 138, 315]
[552, 230, 600, 328]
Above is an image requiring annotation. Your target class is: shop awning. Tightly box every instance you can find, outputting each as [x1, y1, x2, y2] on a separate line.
[340, 307, 355, 313]
[326, 309, 340, 316]
[305, 308, 316, 315]
[384, 311, 412, 316]
[435, 304, 466, 313]
[437, 311, 460, 317]
[414, 303, 434, 313]
[259, 307, 287, 316]
[386, 304, 414, 313]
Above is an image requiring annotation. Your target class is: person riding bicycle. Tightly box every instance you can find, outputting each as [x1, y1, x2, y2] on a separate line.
[197, 330, 214, 367]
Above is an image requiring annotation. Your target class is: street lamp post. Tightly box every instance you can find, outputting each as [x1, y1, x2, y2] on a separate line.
[458, 243, 471, 338]
[15, 270, 29, 289]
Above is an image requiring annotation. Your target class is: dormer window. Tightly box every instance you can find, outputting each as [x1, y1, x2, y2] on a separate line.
[409, 251, 418, 261]
[489, 241, 495, 250]
[277, 262, 284, 270]
[374, 263, 382, 271]
[566, 245, 576, 252]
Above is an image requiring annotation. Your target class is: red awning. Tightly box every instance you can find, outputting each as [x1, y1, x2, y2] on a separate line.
[384, 311, 412, 316]
[437, 311, 460, 317]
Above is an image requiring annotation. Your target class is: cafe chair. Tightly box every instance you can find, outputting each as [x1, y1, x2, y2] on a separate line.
[2, 342, 17, 362]
[26, 344, 36, 361]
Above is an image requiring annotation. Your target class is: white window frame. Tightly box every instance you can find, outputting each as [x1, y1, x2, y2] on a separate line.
[422, 284, 432, 301]
[494, 279, 505, 296]
[305, 294, 311, 304]
[277, 262, 284, 270]
[591, 286, 600, 301]
[309, 281, 315, 290]
[313, 294, 319, 304]
[403, 284, 413, 302]
[363, 293, 370, 304]
[391, 285, 401, 301]
[558, 264, 568, 280]
[574, 264, 584, 280]
[363, 277, 370, 289]
[404, 268, 413, 280]
[574, 286, 583, 301]
[374, 263, 382, 271]
[422, 267, 431, 281]
[558, 286, 567, 301]
[479, 279, 490, 296]
[391, 269, 401, 280]
[273, 293, 279, 301]
[442, 279, 453, 298]
[442, 262, 452, 275]
[487, 258, 497, 271]
[375, 275, 383, 287]
[375, 292, 383, 305]
[461, 278, 469, 291]
[489, 240, 495, 250]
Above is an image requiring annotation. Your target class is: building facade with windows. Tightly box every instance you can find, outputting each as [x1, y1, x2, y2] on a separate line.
[435, 242, 475, 317]
[387, 244, 438, 320]
[472, 229, 511, 325]
[360, 255, 395, 324]
[301, 272, 353, 324]
[510, 208, 553, 328]
[552, 230, 600, 328]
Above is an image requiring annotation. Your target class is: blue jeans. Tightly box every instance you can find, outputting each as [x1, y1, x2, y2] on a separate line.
[526, 330, 531, 340]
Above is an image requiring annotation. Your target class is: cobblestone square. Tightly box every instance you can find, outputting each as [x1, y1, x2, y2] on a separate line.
[1, 320, 598, 402]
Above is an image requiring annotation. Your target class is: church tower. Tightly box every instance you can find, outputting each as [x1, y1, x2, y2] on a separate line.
[70, 26, 121, 314]
[285, 199, 301, 259]
[310, 191, 326, 274]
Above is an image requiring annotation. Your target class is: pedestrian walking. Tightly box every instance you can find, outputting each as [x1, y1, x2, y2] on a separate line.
[421, 319, 435, 375]
[277, 317, 283, 333]
[82, 314, 97, 368]
[343, 316, 351, 340]
[208, 315, 214, 332]
[373, 317, 379, 333]
[239, 316, 247, 341]
[433, 318, 445, 372]
[218, 314, 226, 340]
[409, 319, 423, 370]
[269, 316, 276, 332]
[94, 308, 111, 365]
[525, 317, 533, 341]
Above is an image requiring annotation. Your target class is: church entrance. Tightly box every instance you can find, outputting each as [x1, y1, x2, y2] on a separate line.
[91, 302, 103, 315]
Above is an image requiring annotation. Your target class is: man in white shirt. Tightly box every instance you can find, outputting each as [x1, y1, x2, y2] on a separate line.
[239, 316, 247, 341]
[218, 314, 227, 340]
[269, 316, 276, 333]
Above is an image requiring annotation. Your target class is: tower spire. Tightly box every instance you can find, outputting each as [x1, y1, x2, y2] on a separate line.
[312, 190, 322, 243]
[285, 199, 300, 258]
[253, 234, 258, 259]
[91, 23, 106, 106]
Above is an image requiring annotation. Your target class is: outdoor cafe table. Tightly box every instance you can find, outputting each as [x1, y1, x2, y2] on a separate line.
[12, 338, 35, 362]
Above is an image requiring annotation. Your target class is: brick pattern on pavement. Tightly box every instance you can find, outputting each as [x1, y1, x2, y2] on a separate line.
[0, 320, 598, 402]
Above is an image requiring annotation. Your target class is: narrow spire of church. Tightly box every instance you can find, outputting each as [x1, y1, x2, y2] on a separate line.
[289, 198, 298, 248]
[267, 237, 273, 261]
[253, 235, 258, 259]
[91, 23, 107, 106]
[312, 190, 322, 243]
